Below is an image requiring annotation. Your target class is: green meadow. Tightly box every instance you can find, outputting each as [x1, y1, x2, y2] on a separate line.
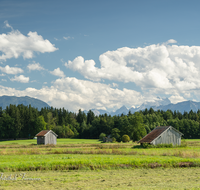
[1, 139, 200, 172]
[0, 138, 101, 145]
[1, 139, 200, 189]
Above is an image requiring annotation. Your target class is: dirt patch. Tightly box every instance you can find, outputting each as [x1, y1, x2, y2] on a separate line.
[148, 162, 162, 168]
[178, 162, 194, 167]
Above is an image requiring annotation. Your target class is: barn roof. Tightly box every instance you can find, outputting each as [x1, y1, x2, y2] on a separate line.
[36, 130, 58, 137]
[138, 126, 183, 144]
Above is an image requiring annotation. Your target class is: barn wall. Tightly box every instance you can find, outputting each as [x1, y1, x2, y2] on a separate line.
[45, 132, 57, 145]
[152, 128, 181, 145]
[37, 136, 45, 144]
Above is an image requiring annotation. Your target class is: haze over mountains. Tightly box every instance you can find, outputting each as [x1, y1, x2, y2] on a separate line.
[88, 98, 200, 116]
[1, 95, 200, 115]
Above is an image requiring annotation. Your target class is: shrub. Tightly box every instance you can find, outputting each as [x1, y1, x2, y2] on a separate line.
[112, 128, 121, 142]
[156, 143, 173, 148]
[141, 143, 151, 148]
[112, 137, 116, 143]
[122, 135, 130, 142]
[99, 133, 106, 141]
[141, 143, 173, 148]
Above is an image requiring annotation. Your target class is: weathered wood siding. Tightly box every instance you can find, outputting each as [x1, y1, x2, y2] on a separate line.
[152, 127, 181, 145]
[37, 136, 45, 144]
[37, 131, 57, 145]
[44, 132, 57, 145]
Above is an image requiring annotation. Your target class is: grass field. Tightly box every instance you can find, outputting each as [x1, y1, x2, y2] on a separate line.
[1, 139, 200, 189]
[1, 139, 200, 171]
[1, 168, 200, 190]
[0, 138, 102, 145]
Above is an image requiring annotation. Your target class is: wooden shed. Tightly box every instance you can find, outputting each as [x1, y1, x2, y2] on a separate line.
[138, 126, 183, 146]
[36, 130, 58, 145]
[103, 135, 113, 143]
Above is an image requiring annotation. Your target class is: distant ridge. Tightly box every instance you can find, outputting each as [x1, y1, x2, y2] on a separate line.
[154, 100, 200, 113]
[84, 99, 200, 116]
[0, 95, 50, 110]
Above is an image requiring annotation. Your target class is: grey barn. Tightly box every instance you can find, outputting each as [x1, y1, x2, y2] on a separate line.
[36, 130, 58, 145]
[138, 126, 183, 146]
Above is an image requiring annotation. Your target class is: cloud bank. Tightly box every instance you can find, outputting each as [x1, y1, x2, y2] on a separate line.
[66, 42, 200, 95]
[0, 77, 144, 111]
[1, 36, 200, 112]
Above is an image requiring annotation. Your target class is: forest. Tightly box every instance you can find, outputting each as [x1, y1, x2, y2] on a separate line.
[0, 104, 200, 141]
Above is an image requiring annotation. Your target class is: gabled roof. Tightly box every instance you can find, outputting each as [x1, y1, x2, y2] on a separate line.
[138, 126, 183, 143]
[36, 130, 58, 137]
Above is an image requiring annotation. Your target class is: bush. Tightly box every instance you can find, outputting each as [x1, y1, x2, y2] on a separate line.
[141, 143, 151, 148]
[112, 137, 116, 143]
[111, 128, 121, 142]
[156, 143, 173, 148]
[99, 133, 106, 141]
[141, 143, 173, 148]
[122, 135, 130, 142]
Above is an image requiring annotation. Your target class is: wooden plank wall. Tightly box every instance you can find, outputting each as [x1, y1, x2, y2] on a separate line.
[153, 128, 181, 145]
[37, 136, 45, 144]
[45, 132, 57, 145]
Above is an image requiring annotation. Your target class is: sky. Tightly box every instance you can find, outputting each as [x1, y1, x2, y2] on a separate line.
[0, 0, 200, 112]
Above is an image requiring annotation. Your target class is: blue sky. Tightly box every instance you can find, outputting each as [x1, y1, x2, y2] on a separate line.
[0, 0, 200, 112]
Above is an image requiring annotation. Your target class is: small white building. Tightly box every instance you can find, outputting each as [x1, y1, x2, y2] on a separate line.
[138, 126, 183, 146]
[36, 130, 58, 145]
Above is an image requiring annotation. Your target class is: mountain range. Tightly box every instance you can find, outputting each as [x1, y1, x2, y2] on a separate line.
[0, 95, 50, 110]
[1, 95, 200, 115]
[87, 98, 200, 116]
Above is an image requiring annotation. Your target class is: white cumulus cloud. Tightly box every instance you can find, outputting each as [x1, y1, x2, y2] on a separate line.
[50, 68, 65, 78]
[27, 62, 44, 71]
[166, 39, 177, 44]
[66, 42, 200, 94]
[169, 94, 186, 104]
[10, 75, 29, 83]
[0, 65, 24, 74]
[0, 77, 145, 112]
[0, 22, 58, 61]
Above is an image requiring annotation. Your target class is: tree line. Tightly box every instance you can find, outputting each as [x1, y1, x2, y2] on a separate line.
[0, 104, 200, 140]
